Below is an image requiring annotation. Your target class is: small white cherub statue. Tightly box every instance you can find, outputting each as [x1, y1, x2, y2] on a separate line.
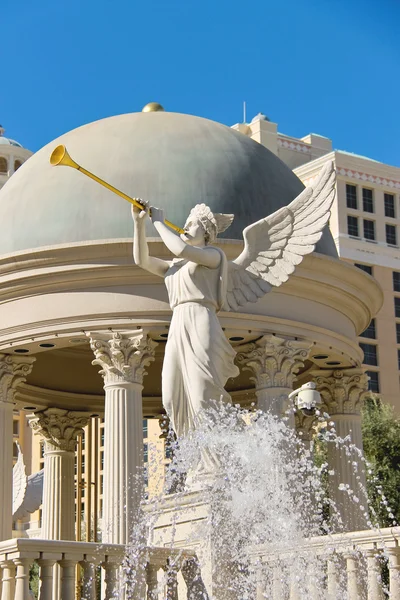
[132, 162, 335, 438]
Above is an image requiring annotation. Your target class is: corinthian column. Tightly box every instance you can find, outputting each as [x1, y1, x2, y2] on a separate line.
[89, 330, 156, 544]
[29, 408, 90, 540]
[312, 367, 369, 531]
[0, 354, 35, 541]
[237, 335, 312, 423]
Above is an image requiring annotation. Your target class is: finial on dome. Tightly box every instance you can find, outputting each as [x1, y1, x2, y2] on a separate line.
[142, 102, 165, 113]
[0, 125, 4, 137]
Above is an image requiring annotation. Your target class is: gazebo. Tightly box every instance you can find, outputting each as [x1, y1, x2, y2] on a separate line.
[0, 108, 394, 600]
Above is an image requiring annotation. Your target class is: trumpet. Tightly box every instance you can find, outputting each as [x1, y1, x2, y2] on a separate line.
[49, 145, 184, 235]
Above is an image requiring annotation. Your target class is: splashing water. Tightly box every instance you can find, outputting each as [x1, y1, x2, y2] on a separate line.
[124, 401, 396, 599]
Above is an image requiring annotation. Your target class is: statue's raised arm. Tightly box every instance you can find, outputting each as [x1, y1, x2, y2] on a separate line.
[225, 160, 336, 310]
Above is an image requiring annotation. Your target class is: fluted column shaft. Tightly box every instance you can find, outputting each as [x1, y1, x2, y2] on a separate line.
[89, 330, 156, 545]
[103, 380, 144, 543]
[29, 408, 90, 540]
[236, 335, 312, 422]
[0, 355, 35, 541]
[313, 368, 369, 532]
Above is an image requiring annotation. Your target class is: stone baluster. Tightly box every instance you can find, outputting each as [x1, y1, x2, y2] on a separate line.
[0, 354, 35, 541]
[0, 560, 16, 600]
[236, 335, 312, 425]
[388, 548, 400, 599]
[80, 555, 100, 600]
[344, 552, 361, 600]
[88, 330, 156, 545]
[327, 556, 339, 599]
[272, 560, 285, 600]
[365, 550, 384, 600]
[165, 561, 179, 600]
[13, 557, 32, 600]
[312, 368, 369, 532]
[103, 558, 120, 600]
[59, 556, 80, 600]
[29, 408, 90, 540]
[37, 557, 59, 599]
[146, 563, 159, 600]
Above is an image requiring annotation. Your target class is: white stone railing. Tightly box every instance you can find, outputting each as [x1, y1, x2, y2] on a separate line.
[249, 526, 400, 599]
[0, 538, 196, 599]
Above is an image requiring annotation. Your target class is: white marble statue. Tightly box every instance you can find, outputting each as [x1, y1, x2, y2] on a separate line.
[132, 162, 335, 437]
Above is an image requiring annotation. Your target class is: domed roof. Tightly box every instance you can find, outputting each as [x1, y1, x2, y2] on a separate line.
[0, 126, 23, 148]
[0, 111, 337, 257]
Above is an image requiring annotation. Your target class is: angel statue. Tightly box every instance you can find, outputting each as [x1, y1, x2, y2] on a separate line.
[132, 162, 335, 438]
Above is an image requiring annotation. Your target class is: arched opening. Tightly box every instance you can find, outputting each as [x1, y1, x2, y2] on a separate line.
[14, 159, 23, 171]
[0, 156, 8, 174]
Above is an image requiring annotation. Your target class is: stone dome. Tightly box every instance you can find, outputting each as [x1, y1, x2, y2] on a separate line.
[0, 111, 337, 256]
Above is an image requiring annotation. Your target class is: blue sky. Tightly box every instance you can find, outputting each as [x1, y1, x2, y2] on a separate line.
[2, 0, 399, 165]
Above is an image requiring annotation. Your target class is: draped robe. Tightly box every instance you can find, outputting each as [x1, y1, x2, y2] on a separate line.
[162, 248, 239, 437]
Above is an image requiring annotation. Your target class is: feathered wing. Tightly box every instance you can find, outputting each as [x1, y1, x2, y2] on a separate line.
[224, 161, 335, 311]
[12, 443, 28, 517]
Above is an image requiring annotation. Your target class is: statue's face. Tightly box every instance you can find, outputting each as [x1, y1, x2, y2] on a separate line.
[181, 217, 207, 246]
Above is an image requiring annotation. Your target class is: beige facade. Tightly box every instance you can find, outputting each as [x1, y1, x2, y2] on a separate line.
[235, 113, 400, 412]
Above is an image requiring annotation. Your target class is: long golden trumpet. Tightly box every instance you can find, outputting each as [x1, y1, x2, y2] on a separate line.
[49, 145, 184, 234]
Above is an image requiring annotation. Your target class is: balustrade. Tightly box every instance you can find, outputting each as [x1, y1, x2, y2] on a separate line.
[249, 526, 400, 600]
[0, 529, 399, 598]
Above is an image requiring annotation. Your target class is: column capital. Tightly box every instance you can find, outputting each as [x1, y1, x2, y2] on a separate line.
[29, 407, 90, 452]
[236, 335, 312, 389]
[0, 354, 35, 404]
[311, 367, 369, 415]
[88, 329, 157, 385]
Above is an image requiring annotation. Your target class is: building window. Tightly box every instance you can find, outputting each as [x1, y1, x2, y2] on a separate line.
[143, 419, 148, 439]
[394, 272, 400, 292]
[395, 298, 400, 318]
[100, 429, 105, 446]
[385, 193, 396, 218]
[367, 371, 380, 394]
[144, 467, 148, 487]
[363, 219, 375, 241]
[360, 318, 376, 340]
[100, 451, 104, 470]
[386, 224, 397, 246]
[347, 216, 359, 237]
[346, 184, 358, 209]
[397, 323, 400, 344]
[398, 350, 400, 370]
[13, 442, 19, 459]
[360, 342, 378, 366]
[143, 442, 148, 462]
[362, 188, 374, 213]
[13, 420, 19, 436]
[355, 263, 373, 276]
[0, 157, 7, 174]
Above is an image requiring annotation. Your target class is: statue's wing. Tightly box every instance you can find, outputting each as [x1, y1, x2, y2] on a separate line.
[12, 443, 28, 517]
[225, 161, 335, 311]
[13, 469, 44, 521]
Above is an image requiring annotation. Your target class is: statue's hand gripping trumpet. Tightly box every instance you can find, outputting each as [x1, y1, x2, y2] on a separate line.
[50, 145, 335, 437]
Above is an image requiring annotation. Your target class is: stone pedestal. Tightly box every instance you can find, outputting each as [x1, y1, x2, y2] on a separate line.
[29, 408, 90, 540]
[89, 330, 156, 545]
[147, 490, 230, 600]
[237, 335, 311, 424]
[0, 354, 35, 541]
[313, 368, 369, 532]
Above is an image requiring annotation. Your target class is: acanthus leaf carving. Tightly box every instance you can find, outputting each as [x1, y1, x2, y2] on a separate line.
[0, 354, 35, 404]
[311, 368, 369, 415]
[88, 330, 157, 385]
[236, 335, 312, 390]
[29, 408, 90, 452]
